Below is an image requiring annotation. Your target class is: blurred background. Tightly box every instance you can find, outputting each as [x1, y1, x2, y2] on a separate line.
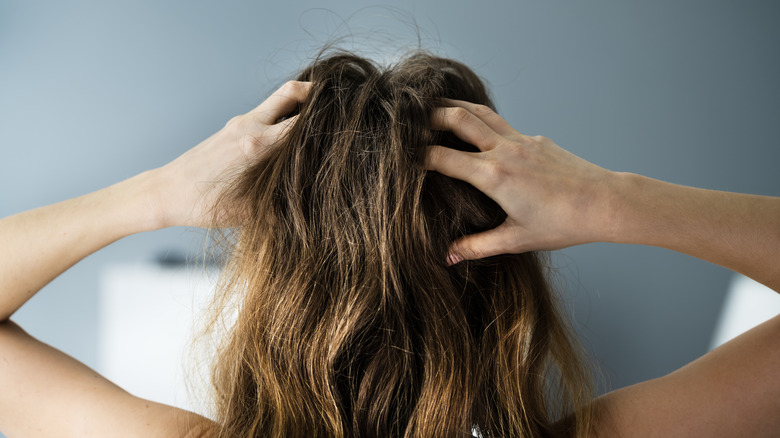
[1, 0, 779, 427]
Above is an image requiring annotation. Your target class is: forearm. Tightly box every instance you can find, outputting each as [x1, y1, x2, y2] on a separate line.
[608, 172, 780, 292]
[0, 170, 163, 321]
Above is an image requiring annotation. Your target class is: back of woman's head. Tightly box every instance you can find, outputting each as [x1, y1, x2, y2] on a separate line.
[209, 51, 593, 438]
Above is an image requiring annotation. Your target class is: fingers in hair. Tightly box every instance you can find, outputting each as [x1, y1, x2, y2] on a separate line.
[448, 223, 519, 263]
[440, 98, 517, 137]
[430, 106, 500, 151]
[263, 114, 300, 144]
[251, 81, 313, 125]
[424, 145, 482, 185]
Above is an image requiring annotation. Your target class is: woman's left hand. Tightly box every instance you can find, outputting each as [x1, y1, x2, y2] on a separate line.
[425, 99, 615, 260]
[150, 80, 311, 228]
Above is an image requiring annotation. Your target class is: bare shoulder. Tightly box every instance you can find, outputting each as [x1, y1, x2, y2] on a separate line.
[0, 320, 216, 438]
[590, 314, 780, 438]
[79, 395, 217, 438]
[182, 421, 216, 438]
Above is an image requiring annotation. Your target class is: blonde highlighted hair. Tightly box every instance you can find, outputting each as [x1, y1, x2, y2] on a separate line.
[206, 51, 594, 437]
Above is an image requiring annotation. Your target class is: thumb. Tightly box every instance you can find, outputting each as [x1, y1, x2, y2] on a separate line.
[447, 223, 519, 265]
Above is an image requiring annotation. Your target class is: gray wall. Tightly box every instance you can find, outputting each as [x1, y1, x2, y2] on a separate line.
[1, 0, 778, 424]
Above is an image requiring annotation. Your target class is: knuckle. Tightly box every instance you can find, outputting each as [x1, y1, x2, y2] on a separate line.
[425, 146, 448, 169]
[225, 115, 244, 129]
[472, 104, 494, 117]
[427, 145, 443, 160]
[505, 141, 529, 159]
[281, 80, 297, 92]
[480, 160, 505, 189]
[464, 247, 485, 261]
[452, 240, 477, 260]
[450, 106, 473, 123]
[281, 80, 307, 97]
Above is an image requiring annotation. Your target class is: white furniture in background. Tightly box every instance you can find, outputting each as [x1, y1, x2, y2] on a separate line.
[710, 274, 780, 350]
[98, 262, 220, 417]
[98, 264, 777, 421]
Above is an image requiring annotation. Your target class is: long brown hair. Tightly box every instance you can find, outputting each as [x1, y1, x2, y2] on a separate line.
[206, 51, 594, 437]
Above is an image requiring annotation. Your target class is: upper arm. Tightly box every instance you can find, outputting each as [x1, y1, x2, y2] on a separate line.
[591, 314, 780, 437]
[0, 320, 214, 438]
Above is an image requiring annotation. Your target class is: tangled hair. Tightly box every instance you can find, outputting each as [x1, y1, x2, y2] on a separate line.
[207, 51, 594, 437]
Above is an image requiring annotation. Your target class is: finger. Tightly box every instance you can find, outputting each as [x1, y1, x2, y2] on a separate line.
[424, 145, 484, 187]
[441, 98, 518, 137]
[430, 106, 501, 151]
[447, 223, 519, 264]
[250, 81, 313, 125]
[263, 114, 299, 142]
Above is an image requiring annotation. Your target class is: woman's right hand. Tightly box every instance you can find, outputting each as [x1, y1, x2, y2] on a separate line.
[426, 99, 619, 263]
[150, 81, 312, 229]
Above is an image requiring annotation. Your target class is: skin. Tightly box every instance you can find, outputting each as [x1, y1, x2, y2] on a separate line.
[426, 99, 780, 437]
[0, 80, 311, 438]
[0, 83, 777, 437]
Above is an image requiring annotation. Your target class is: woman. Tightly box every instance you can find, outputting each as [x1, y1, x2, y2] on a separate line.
[0, 52, 778, 437]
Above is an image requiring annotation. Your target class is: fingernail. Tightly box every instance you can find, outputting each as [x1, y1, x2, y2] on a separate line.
[446, 252, 463, 266]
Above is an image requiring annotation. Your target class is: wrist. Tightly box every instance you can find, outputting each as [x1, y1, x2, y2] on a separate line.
[113, 169, 170, 232]
[594, 170, 641, 245]
[602, 171, 672, 246]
